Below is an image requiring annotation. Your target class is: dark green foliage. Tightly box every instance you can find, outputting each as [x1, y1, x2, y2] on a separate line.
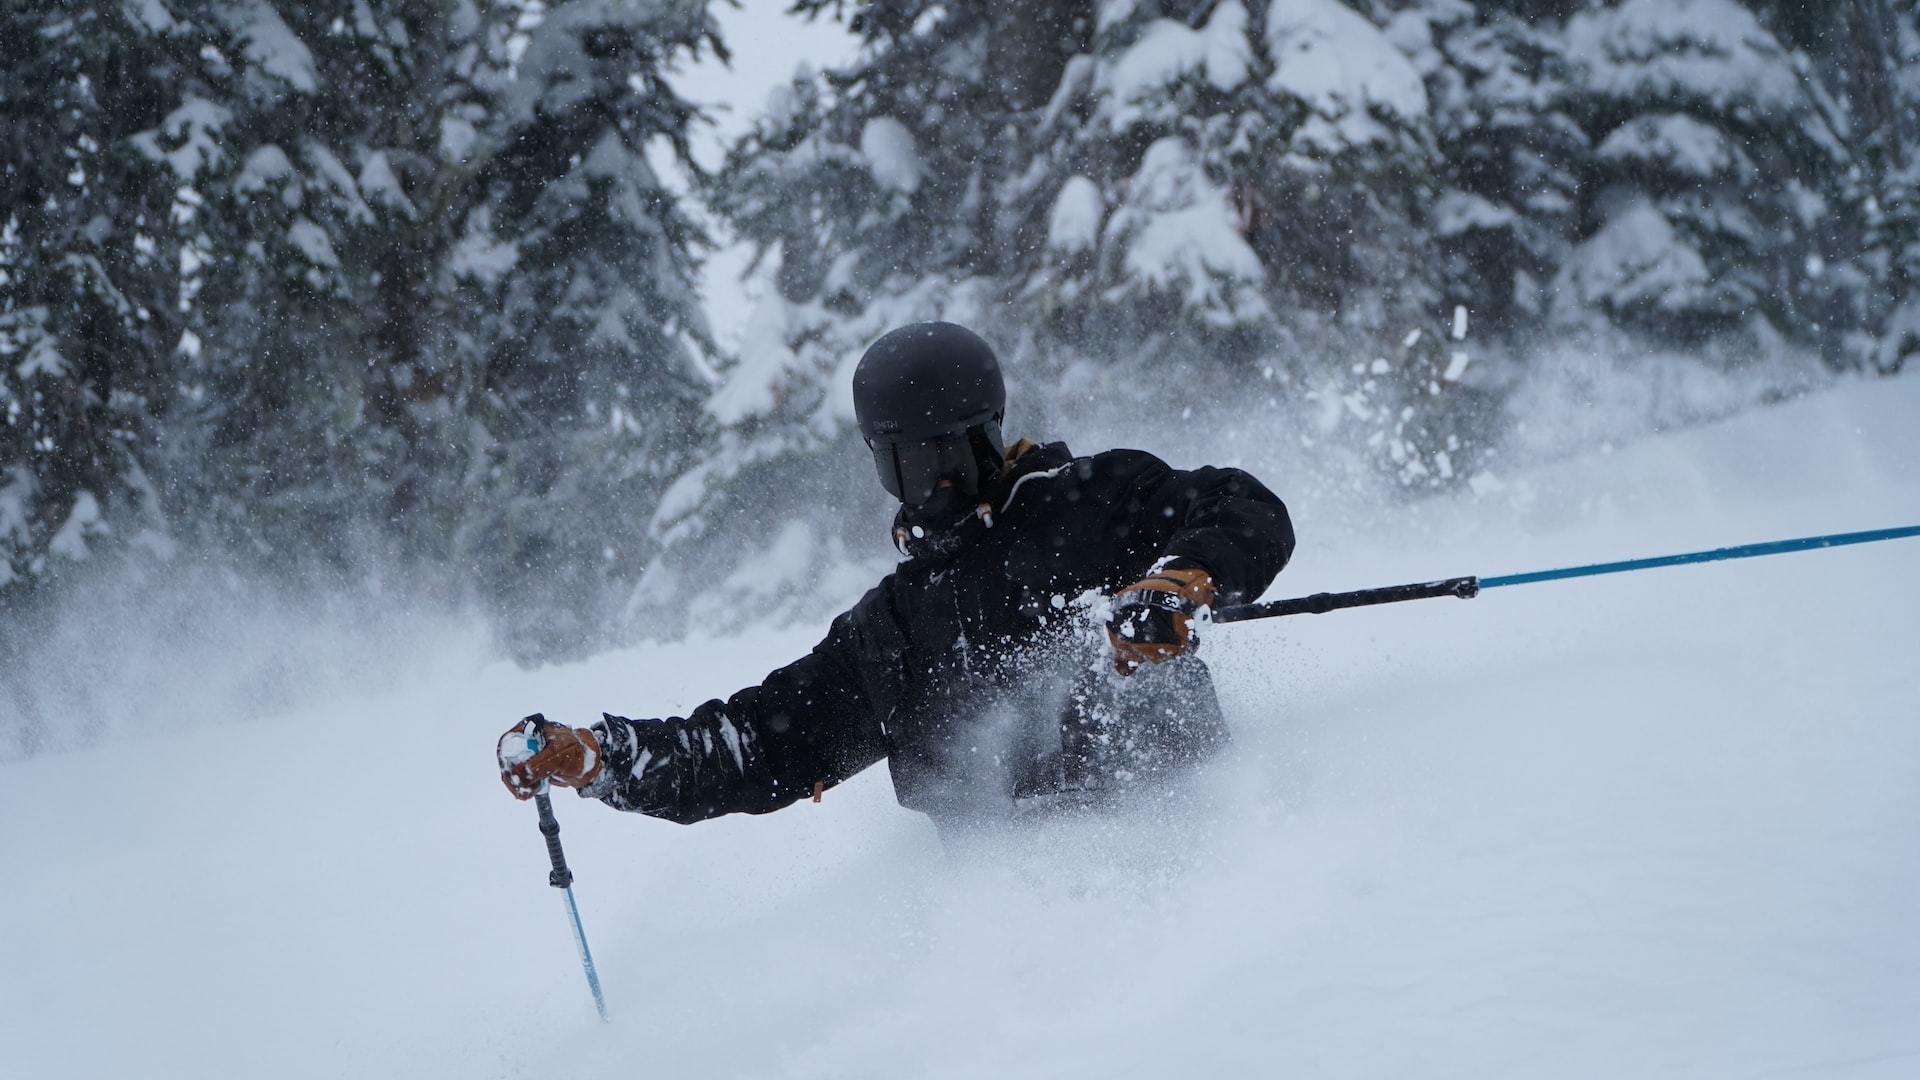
[0, 5, 190, 589]
[719, 2, 1095, 312]
[462, 0, 724, 657]
[1, 0, 722, 660]
[1812, 0, 1920, 370]
[1418, 3, 1586, 330]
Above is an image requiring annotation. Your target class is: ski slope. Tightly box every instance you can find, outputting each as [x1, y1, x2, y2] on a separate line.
[3, 372, 1918, 1079]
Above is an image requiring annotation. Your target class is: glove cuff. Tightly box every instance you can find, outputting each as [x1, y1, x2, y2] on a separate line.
[575, 717, 632, 799]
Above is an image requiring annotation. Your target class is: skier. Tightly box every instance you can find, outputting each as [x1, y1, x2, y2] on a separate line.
[497, 322, 1295, 832]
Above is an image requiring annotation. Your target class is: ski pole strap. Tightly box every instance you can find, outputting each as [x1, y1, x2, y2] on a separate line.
[1213, 524, 1920, 624]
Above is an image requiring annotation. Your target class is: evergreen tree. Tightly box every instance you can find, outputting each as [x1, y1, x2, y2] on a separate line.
[1036, 0, 1439, 343]
[1404, 0, 1584, 332]
[0, 3, 195, 592]
[461, 0, 724, 656]
[1819, 0, 1920, 372]
[1547, 0, 1853, 351]
[1737, 0, 1920, 370]
[156, 0, 514, 571]
[1870, 3, 1920, 371]
[695, 0, 1477, 548]
[4, 0, 725, 659]
[1031, 0, 1465, 488]
[661, 1, 1105, 623]
[705, 1, 1094, 461]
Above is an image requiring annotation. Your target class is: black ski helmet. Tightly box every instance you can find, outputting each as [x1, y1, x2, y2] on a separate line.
[853, 322, 1007, 507]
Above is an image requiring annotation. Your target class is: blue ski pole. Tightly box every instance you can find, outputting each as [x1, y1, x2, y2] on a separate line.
[1214, 524, 1920, 624]
[520, 714, 610, 1023]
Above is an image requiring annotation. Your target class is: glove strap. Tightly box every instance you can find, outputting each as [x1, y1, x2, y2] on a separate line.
[1121, 587, 1199, 616]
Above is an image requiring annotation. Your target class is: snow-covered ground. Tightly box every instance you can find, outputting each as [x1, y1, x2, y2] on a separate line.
[3, 371, 1916, 1078]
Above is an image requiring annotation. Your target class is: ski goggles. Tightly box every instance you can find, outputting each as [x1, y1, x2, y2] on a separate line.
[867, 425, 997, 507]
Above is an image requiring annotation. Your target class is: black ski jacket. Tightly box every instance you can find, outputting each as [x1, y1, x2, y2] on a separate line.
[581, 441, 1294, 827]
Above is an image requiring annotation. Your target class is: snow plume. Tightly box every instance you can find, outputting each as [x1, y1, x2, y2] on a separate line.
[0, 558, 484, 762]
[4, 375, 1918, 1078]
[1497, 327, 1832, 467]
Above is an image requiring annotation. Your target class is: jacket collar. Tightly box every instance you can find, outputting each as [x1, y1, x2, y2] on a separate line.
[891, 439, 1073, 559]
[988, 440, 1073, 515]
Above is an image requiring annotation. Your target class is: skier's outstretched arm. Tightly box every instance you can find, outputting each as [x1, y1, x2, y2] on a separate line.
[498, 610, 887, 824]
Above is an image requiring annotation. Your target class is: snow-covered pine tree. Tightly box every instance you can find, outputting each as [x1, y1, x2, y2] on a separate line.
[1399, 0, 1583, 334]
[690, 0, 1478, 564]
[151, 0, 512, 576]
[1737, 0, 1920, 373]
[96, 0, 721, 658]
[656, 2, 1103, 628]
[704, 0, 1097, 434]
[1863, 2, 1920, 371]
[460, 0, 725, 656]
[1548, 0, 1854, 355]
[1802, 0, 1920, 372]
[1032, 0, 1439, 352]
[0, 4, 194, 593]
[1028, 0, 1474, 491]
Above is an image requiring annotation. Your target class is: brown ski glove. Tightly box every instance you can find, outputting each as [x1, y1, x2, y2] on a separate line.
[1107, 564, 1216, 675]
[497, 718, 603, 800]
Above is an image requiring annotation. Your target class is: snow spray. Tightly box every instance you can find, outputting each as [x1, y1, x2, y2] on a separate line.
[1215, 524, 1920, 624]
[521, 714, 610, 1023]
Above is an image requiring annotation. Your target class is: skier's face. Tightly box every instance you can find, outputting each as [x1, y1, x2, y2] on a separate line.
[869, 431, 982, 508]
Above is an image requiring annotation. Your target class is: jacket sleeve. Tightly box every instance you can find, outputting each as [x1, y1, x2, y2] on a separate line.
[1128, 456, 1296, 606]
[579, 608, 888, 824]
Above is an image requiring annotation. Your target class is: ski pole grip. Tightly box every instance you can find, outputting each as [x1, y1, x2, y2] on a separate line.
[1214, 576, 1480, 623]
[523, 713, 575, 890]
[535, 792, 574, 889]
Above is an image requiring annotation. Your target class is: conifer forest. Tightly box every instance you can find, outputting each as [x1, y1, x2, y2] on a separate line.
[4, 0, 1917, 666]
